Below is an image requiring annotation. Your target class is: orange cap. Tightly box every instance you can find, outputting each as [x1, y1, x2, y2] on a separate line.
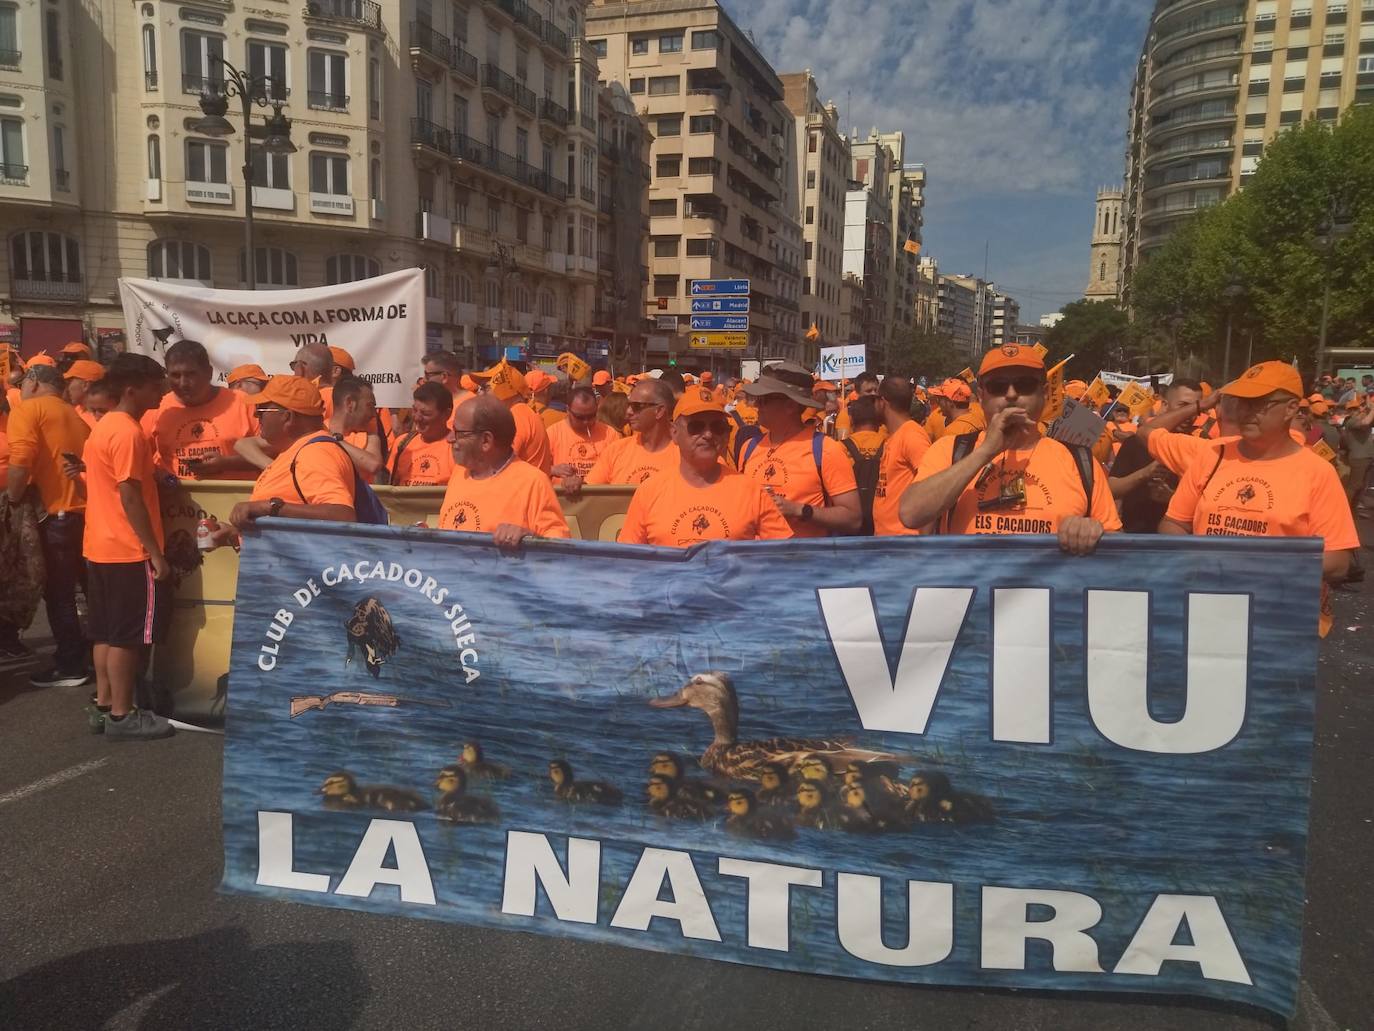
[471, 359, 529, 401]
[525, 369, 554, 393]
[27, 352, 57, 367]
[457, 374, 476, 392]
[1307, 393, 1324, 403]
[256, 374, 324, 416]
[1309, 401, 1331, 416]
[1347, 396, 1363, 410]
[1064, 380, 1088, 400]
[592, 369, 612, 386]
[812, 380, 838, 393]
[328, 346, 355, 371]
[932, 377, 972, 403]
[1219, 361, 1303, 399]
[673, 388, 726, 420]
[979, 344, 1045, 377]
[63, 359, 105, 382]
[61, 341, 92, 356]
[227, 363, 268, 386]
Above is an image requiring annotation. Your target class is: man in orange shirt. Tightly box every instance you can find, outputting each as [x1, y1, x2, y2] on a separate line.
[592, 369, 613, 401]
[385, 382, 455, 486]
[469, 360, 553, 474]
[1161, 362, 1358, 628]
[549, 386, 617, 481]
[739, 361, 861, 536]
[227, 364, 268, 396]
[63, 359, 106, 428]
[56, 341, 91, 375]
[81, 353, 174, 740]
[227, 376, 357, 533]
[620, 389, 792, 547]
[7, 362, 92, 687]
[146, 339, 259, 480]
[566, 378, 679, 495]
[872, 375, 932, 537]
[326, 375, 385, 481]
[437, 395, 570, 551]
[423, 352, 475, 421]
[901, 345, 1119, 555]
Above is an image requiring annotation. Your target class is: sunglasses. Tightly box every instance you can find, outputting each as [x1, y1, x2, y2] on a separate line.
[254, 404, 287, 416]
[627, 401, 663, 413]
[685, 417, 730, 437]
[983, 375, 1044, 396]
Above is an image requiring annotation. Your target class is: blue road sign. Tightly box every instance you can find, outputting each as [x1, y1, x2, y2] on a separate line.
[690, 278, 750, 296]
[690, 297, 751, 314]
[690, 315, 750, 332]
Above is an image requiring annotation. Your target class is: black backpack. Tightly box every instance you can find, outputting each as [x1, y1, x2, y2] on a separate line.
[840, 437, 885, 536]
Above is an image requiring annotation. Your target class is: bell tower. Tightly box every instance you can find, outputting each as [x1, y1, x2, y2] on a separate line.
[1085, 187, 1124, 302]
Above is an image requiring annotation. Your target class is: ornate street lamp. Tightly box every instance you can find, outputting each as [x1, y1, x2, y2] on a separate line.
[190, 58, 296, 290]
[487, 241, 519, 352]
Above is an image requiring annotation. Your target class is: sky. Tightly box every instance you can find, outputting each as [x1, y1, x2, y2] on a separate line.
[731, 0, 1155, 322]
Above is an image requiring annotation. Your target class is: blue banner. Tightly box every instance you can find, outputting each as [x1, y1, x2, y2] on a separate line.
[222, 524, 1320, 1016]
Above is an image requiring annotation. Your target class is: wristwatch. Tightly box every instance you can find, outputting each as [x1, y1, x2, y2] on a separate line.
[800, 503, 814, 522]
[268, 497, 285, 517]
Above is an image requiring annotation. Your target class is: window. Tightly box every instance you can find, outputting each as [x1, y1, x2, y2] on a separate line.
[308, 50, 347, 109]
[689, 114, 715, 134]
[587, 38, 607, 58]
[1361, 55, 1374, 71]
[804, 241, 812, 260]
[487, 199, 500, 233]
[186, 140, 228, 183]
[416, 79, 433, 122]
[11, 231, 81, 283]
[51, 125, 65, 181]
[451, 2, 467, 42]
[653, 276, 678, 297]
[1, 116, 25, 180]
[580, 216, 593, 257]
[653, 236, 678, 257]
[805, 205, 814, 224]
[182, 31, 224, 93]
[146, 134, 160, 179]
[453, 94, 468, 137]
[251, 146, 289, 189]
[370, 158, 382, 202]
[631, 37, 649, 55]
[691, 30, 720, 50]
[453, 187, 468, 224]
[239, 247, 298, 287]
[648, 198, 676, 217]
[543, 216, 554, 250]
[326, 254, 380, 285]
[309, 152, 348, 194]
[369, 58, 381, 120]
[247, 40, 288, 100]
[516, 127, 529, 164]
[655, 155, 680, 177]
[629, 77, 644, 94]
[807, 132, 817, 153]
[148, 241, 212, 284]
[515, 285, 532, 313]
[485, 279, 500, 310]
[455, 274, 473, 304]
[660, 33, 683, 53]
[648, 75, 679, 96]
[45, 10, 59, 80]
[685, 238, 715, 257]
[516, 208, 529, 243]
[142, 24, 158, 89]
[540, 289, 555, 317]
[515, 43, 528, 82]
[687, 157, 717, 175]
[656, 115, 681, 136]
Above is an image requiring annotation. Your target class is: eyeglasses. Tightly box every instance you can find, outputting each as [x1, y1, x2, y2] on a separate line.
[451, 428, 484, 438]
[983, 375, 1044, 396]
[254, 405, 287, 417]
[626, 401, 663, 413]
[1233, 395, 1291, 416]
[685, 417, 730, 437]
[288, 360, 308, 372]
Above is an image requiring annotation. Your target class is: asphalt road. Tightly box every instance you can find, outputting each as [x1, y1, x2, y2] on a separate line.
[1, 549, 1370, 1031]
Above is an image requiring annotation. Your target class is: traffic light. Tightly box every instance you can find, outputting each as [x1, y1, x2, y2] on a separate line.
[668, 356, 677, 367]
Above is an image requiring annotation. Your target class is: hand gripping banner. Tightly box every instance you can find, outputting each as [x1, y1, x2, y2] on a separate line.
[119, 269, 425, 407]
[221, 524, 1320, 1016]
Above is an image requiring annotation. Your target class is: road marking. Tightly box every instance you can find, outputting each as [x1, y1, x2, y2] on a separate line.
[0, 757, 108, 806]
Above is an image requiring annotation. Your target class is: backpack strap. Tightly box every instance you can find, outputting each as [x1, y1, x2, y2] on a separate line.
[811, 431, 829, 507]
[388, 430, 421, 481]
[1063, 442, 1096, 513]
[740, 433, 763, 470]
[1200, 443, 1227, 493]
[289, 434, 342, 506]
[840, 437, 861, 465]
[935, 432, 982, 536]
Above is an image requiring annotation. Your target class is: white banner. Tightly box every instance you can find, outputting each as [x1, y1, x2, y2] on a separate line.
[118, 269, 426, 407]
[817, 344, 866, 382]
[1099, 370, 1173, 390]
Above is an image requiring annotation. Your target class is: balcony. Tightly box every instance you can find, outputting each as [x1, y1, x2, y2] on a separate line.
[310, 192, 355, 216]
[540, 20, 569, 56]
[144, 69, 157, 90]
[410, 22, 452, 68]
[576, 255, 596, 275]
[545, 252, 566, 274]
[538, 97, 569, 128]
[580, 185, 595, 203]
[597, 250, 614, 272]
[0, 162, 28, 185]
[11, 277, 84, 302]
[449, 132, 568, 201]
[251, 185, 294, 211]
[185, 180, 233, 205]
[450, 44, 479, 83]
[514, 81, 537, 117]
[411, 117, 452, 154]
[581, 112, 596, 132]
[0, 50, 19, 68]
[512, 0, 544, 42]
[598, 194, 613, 216]
[481, 63, 519, 106]
[303, 0, 383, 33]
[308, 90, 349, 111]
[182, 73, 225, 96]
[416, 211, 452, 244]
[684, 201, 726, 222]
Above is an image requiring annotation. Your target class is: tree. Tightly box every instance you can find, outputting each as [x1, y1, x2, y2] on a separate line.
[1043, 300, 1134, 377]
[887, 326, 962, 381]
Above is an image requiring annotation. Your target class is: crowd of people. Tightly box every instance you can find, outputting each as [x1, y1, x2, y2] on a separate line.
[1, 337, 1368, 740]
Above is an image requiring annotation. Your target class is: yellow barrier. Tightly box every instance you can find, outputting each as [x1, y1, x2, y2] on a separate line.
[153, 482, 635, 721]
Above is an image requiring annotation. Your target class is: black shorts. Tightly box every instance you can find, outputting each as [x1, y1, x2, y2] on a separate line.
[86, 560, 172, 648]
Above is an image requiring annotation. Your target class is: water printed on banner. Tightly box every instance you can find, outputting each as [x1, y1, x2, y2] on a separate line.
[220, 521, 1320, 1017]
[118, 269, 426, 407]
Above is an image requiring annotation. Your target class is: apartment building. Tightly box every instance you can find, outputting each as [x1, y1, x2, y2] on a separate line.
[875, 134, 923, 348]
[1121, 0, 1374, 303]
[842, 183, 890, 361]
[937, 273, 996, 359]
[990, 293, 1021, 349]
[588, 0, 798, 364]
[0, 0, 649, 365]
[780, 69, 849, 364]
[915, 255, 940, 332]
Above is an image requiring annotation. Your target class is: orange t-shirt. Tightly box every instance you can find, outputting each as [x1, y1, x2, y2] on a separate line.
[924, 407, 947, 439]
[511, 401, 553, 474]
[914, 433, 1122, 535]
[146, 388, 258, 480]
[548, 418, 617, 478]
[541, 406, 568, 429]
[845, 428, 887, 459]
[1147, 431, 1235, 477]
[0, 407, 9, 479]
[740, 430, 858, 538]
[437, 458, 570, 537]
[5, 394, 90, 514]
[585, 434, 680, 485]
[388, 433, 455, 486]
[1166, 443, 1359, 550]
[940, 404, 987, 439]
[620, 466, 794, 547]
[872, 419, 933, 537]
[82, 411, 164, 563]
[250, 433, 357, 510]
[75, 405, 98, 429]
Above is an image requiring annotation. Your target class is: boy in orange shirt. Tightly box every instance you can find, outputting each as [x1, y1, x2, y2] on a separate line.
[81, 354, 174, 740]
[437, 395, 569, 550]
[386, 382, 455, 486]
[620, 389, 792, 547]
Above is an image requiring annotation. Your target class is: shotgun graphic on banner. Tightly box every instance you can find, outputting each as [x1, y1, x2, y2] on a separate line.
[221, 523, 1319, 1017]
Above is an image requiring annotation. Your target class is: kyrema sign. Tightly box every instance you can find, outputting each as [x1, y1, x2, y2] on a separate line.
[817, 345, 867, 382]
